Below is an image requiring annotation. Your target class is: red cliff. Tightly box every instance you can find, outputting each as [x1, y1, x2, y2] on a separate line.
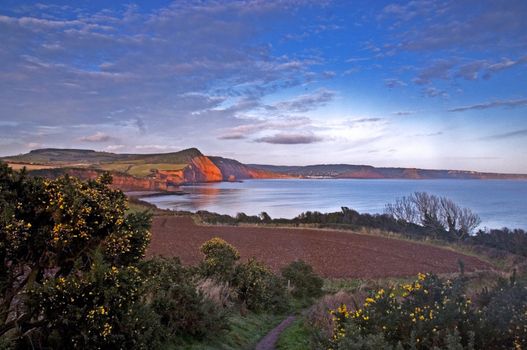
[156, 155, 223, 185]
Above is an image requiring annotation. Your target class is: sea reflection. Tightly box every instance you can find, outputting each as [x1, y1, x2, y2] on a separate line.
[143, 179, 527, 229]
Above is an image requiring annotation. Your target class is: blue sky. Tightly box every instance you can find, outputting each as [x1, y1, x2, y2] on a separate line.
[0, 0, 526, 173]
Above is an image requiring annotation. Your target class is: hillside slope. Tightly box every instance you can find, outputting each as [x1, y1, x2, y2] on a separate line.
[3, 148, 526, 192]
[2, 148, 281, 191]
[248, 164, 527, 180]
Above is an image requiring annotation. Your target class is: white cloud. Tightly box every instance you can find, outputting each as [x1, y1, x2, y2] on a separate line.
[78, 132, 115, 142]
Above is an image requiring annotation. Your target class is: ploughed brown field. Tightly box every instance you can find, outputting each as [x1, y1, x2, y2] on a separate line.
[147, 216, 492, 278]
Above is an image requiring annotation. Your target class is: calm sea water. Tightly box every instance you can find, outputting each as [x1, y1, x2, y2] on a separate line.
[142, 179, 527, 229]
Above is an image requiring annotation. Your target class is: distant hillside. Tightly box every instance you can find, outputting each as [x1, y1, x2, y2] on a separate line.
[248, 164, 527, 180]
[1, 148, 283, 191]
[2, 147, 203, 165]
[3, 148, 526, 192]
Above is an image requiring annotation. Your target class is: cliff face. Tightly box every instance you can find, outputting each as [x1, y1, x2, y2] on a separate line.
[184, 156, 223, 182]
[209, 156, 250, 180]
[154, 156, 223, 185]
[209, 156, 287, 181]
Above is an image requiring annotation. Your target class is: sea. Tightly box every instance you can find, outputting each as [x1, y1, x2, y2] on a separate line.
[141, 179, 527, 230]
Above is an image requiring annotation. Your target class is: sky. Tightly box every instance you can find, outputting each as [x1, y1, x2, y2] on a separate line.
[0, 0, 526, 173]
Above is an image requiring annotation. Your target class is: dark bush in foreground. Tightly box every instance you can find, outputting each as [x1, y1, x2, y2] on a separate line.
[233, 258, 288, 312]
[281, 260, 324, 299]
[141, 257, 228, 340]
[0, 166, 229, 349]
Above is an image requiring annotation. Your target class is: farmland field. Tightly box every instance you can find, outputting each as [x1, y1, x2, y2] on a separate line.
[98, 162, 187, 176]
[147, 216, 492, 278]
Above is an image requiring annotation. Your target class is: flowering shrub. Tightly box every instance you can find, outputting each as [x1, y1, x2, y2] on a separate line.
[0, 166, 151, 347]
[29, 252, 147, 349]
[199, 237, 240, 281]
[199, 238, 290, 312]
[325, 273, 527, 350]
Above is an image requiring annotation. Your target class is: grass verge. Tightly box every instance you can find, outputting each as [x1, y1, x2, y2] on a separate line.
[276, 318, 311, 350]
[179, 312, 284, 350]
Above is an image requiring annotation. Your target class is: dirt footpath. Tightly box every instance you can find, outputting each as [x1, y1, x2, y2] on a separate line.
[147, 216, 492, 278]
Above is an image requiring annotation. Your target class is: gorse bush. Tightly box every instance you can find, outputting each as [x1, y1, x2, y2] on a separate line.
[0, 166, 231, 349]
[469, 227, 527, 257]
[199, 237, 240, 282]
[323, 273, 527, 350]
[0, 164, 151, 348]
[281, 260, 324, 299]
[198, 237, 301, 313]
[29, 251, 146, 349]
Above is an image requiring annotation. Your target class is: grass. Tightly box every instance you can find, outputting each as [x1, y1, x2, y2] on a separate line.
[126, 197, 176, 216]
[276, 318, 311, 350]
[98, 162, 187, 177]
[178, 312, 284, 350]
[127, 163, 186, 176]
[5, 162, 59, 171]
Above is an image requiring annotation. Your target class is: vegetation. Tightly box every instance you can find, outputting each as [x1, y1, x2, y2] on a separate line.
[99, 162, 187, 177]
[2, 147, 202, 166]
[2, 148, 200, 181]
[468, 227, 527, 257]
[385, 192, 481, 240]
[281, 260, 324, 299]
[233, 258, 288, 313]
[2, 164, 525, 349]
[199, 237, 240, 282]
[276, 318, 311, 350]
[314, 273, 527, 350]
[1, 165, 326, 348]
[0, 164, 151, 348]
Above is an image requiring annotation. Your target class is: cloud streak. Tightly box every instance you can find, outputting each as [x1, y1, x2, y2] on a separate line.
[255, 132, 323, 144]
[449, 98, 527, 112]
[484, 129, 527, 140]
[78, 132, 117, 143]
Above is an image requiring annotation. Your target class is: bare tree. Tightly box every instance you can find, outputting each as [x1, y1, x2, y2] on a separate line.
[385, 192, 481, 239]
[457, 207, 481, 239]
[411, 192, 444, 232]
[385, 196, 418, 222]
[440, 196, 460, 234]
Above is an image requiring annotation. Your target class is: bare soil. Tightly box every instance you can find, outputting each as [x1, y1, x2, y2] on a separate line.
[147, 216, 492, 278]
